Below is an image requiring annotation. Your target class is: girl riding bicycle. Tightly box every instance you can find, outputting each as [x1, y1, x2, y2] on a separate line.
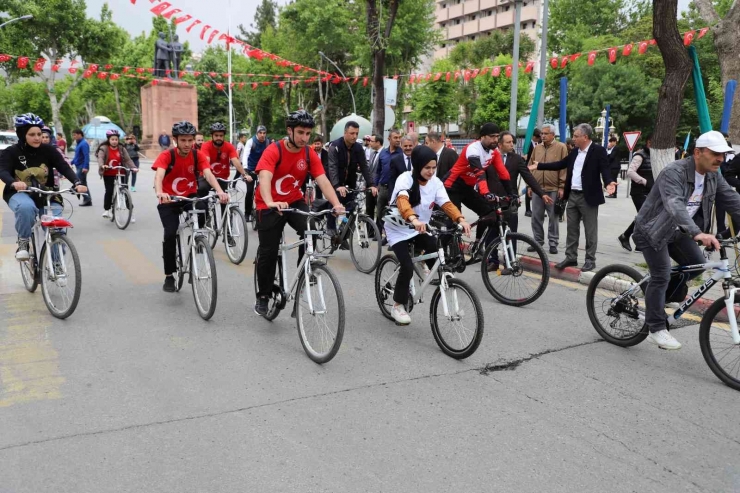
[384, 146, 471, 325]
[96, 130, 137, 220]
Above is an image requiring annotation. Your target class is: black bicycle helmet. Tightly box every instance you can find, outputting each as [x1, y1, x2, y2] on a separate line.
[172, 121, 197, 136]
[210, 122, 227, 133]
[286, 110, 315, 129]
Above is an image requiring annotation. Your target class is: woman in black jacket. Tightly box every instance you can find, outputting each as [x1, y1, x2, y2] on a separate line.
[0, 113, 87, 260]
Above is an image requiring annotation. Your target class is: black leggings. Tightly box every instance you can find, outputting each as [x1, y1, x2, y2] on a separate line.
[103, 175, 116, 210]
[390, 233, 438, 305]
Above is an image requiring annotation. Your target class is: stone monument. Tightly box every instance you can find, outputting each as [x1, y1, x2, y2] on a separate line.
[154, 32, 171, 78]
[139, 80, 198, 158]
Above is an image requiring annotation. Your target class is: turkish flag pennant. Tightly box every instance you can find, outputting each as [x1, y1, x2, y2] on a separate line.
[492, 66, 501, 77]
[193, 71, 202, 77]
[684, 30, 696, 46]
[409, 74, 415, 84]
[82, 70, 93, 79]
[480, 67, 490, 76]
[560, 57, 568, 69]
[433, 72, 442, 81]
[525, 61, 534, 73]
[454, 70, 460, 81]
[33, 59, 45, 71]
[698, 27, 709, 39]
[472, 68, 480, 78]
[17, 57, 29, 69]
[152, 79, 159, 86]
[261, 81, 270, 86]
[179, 71, 186, 78]
[99, 72, 109, 80]
[239, 82, 245, 89]
[622, 44, 633, 56]
[146, 68, 154, 74]
[222, 73, 229, 78]
[587, 51, 597, 66]
[203, 82, 210, 88]
[181, 81, 188, 86]
[332, 76, 342, 84]
[570, 53, 582, 62]
[608, 47, 617, 64]
[352, 77, 358, 85]
[105, 64, 113, 70]
[135, 67, 143, 74]
[89, 63, 99, 72]
[110, 73, 120, 80]
[123, 66, 130, 74]
[209, 72, 217, 78]
[445, 72, 451, 82]
[252, 83, 258, 90]
[291, 79, 299, 86]
[648, 39, 657, 45]
[279, 81, 285, 89]
[165, 69, 171, 76]
[51, 64, 60, 72]
[463, 70, 470, 82]
[638, 41, 648, 54]
[505, 65, 513, 78]
[0, 54, 11, 63]
[550, 57, 558, 69]
[68, 67, 78, 74]
[363, 77, 369, 87]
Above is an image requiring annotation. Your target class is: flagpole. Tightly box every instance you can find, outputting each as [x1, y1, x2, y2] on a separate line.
[228, 0, 234, 143]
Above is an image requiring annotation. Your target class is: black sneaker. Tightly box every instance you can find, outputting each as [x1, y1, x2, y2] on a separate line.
[254, 296, 269, 316]
[163, 275, 176, 292]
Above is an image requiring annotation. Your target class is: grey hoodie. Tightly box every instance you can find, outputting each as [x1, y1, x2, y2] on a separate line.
[633, 157, 740, 250]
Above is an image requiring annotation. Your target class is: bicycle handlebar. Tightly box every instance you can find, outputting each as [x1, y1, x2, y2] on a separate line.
[103, 166, 130, 171]
[169, 193, 217, 203]
[271, 207, 336, 217]
[20, 187, 85, 196]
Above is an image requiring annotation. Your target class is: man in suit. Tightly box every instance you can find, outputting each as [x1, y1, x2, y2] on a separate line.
[388, 136, 414, 195]
[365, 134, 384, 222]
[424, 131, 458, 179]
[606, 135, 621, 198]
[530, 123, 617, 272]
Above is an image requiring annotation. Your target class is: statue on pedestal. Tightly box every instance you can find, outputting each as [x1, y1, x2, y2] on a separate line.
[154, 32, 171, 78]
[170, 34, 184, 77]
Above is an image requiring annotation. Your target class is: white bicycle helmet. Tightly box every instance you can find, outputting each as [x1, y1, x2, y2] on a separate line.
[382, 207, 409, 228]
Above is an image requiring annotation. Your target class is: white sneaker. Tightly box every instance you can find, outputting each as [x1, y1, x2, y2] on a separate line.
[102, 210, 111, 218]
[131, 215, 136, 224]
[392, 304, 411, 325]
[15, 238, 30, 261]
[647, 329, 682, 350]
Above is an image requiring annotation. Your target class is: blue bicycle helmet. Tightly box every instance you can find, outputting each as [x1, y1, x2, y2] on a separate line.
[14, 113, 45, 141]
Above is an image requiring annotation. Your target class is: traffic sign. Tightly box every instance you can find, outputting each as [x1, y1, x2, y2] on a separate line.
[623, 131, 641, 152]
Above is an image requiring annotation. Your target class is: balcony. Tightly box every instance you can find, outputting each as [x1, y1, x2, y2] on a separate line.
[479, 15, 496, 31]
[521, 4, 539, 21]
[497, 10, 514, 27]
[449, 2, 464, 19]
[447, 23, 464, 39]
[463, 0, 480, 15]
[463, 19, 480, 35]
[480, 0, 497, 8]
[436, 7, 449, 23]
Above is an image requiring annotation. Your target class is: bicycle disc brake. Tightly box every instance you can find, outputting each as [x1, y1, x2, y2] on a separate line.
[608, 295, 640, 320]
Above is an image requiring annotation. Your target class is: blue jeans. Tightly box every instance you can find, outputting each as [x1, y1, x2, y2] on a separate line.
[8, 193, 63, 239]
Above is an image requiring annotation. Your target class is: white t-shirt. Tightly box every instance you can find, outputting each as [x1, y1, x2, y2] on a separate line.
[686, 171, 705, 218]
[386, 172, 452, 246]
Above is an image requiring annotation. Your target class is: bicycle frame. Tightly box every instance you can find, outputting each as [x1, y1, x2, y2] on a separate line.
[208, 179, 241, 233]
[176, 196, 214, 282]
[21, 189, 74, 282]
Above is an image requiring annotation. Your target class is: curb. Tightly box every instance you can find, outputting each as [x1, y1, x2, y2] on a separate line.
[519, 256, 724, 317]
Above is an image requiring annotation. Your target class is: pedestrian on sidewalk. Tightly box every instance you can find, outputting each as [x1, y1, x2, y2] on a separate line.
[524, 128, 542, 217]
[124, 134, 141, 191]
[618, 135, 653, 252]
[606, 135, 621, 198]
[71, 129, 92, 206]
[529, 124, 567, 255]
[529, 123, 617, 272]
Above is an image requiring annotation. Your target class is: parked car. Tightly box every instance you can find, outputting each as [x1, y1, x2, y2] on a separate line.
[0, 131, 18, 151]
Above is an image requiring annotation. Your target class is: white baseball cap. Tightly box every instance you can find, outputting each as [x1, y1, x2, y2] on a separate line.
[695, 130, 733, 153]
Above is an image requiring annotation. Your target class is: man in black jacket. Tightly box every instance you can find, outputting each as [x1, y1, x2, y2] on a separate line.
[424, 131, 458, 179]
[388, 136, 414, 195]
[326, 121, 376, 233]
[530, 123, 616, 272]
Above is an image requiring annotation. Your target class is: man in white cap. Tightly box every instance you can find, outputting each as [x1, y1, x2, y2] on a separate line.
[633, 130, 740, 350]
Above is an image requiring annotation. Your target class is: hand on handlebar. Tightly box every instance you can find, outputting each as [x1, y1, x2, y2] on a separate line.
[245, 174, 254, 183]
[267, 201, 290, 213]
[336, 186, 348, 198]
[458, 220, 472, 237]
[157, 192, 172, 204]
[411, 218, 427, 234]
[12, 181, 27, 191]
[694, 232, 720, 251]
[216, 191, 229, 204]
[331, 204, 346, 216]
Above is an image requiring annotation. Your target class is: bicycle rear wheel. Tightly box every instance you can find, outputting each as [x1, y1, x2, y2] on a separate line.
[191, 236, 217, 320]
[481, 232, 549, 307]
[430, 278, 484, 359]
[586, 264, 649, 346]
[20, 234, 38, 293]
[224, 207, 248, 264]
[40, 234, 82, 319]
[114, 188, 133, 230]
[295, 263, 345, 364]
[253, 253, 282, 320]
[699, 295, 740, 391]
[349, 215, 381, 274]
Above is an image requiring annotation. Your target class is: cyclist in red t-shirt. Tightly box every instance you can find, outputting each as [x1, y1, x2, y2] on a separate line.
[200, 122, 248, 217]
[153, 121, 229, 293]
[253, 110, 345, 316]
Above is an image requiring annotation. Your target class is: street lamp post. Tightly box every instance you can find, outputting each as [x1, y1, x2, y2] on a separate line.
[318, 51, 356, 115]
[509, 0, 523, 135]
[0, 14, 33, 29]
[536, 0, 550, 126]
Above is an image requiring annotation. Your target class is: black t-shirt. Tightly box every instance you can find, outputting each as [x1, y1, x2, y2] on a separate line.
[0, 143, 78, 206]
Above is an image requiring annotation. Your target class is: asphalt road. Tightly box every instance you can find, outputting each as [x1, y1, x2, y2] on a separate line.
[0, 167, 739, 492]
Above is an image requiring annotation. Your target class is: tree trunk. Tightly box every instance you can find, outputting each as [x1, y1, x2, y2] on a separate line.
[367, 0, 399, 136]
[651, 0, 693, 178]
[112, 84, 126, 130]
[695, 0, 740, 144]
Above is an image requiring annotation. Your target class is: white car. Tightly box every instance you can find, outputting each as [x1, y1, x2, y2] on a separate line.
[0, 131, 18, 151]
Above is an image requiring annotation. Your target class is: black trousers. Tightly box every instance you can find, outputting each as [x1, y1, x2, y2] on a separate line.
[244, 176, 256, 217]
[446, 185, 493, 241]
[157, 198, 206, 275]
[365, 190, 377, 223]
[390, 233, 438, 305]
[622, 193, 648, 238]
[255, 200, 309, 298]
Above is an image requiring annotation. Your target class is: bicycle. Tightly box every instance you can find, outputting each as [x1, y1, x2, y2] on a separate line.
[105, 165, 134, 230]
[586, 237, 740, 391]
[253, 207, 345, 364]
[203, 176, 249, 265]
[248, 171, 259, 230]
[309, 187, 382, 274]
[443, 195, 550, 307]
[18, 187, 83, 319]
[374, 219, 485, 359]
[171, 194, 219, 320]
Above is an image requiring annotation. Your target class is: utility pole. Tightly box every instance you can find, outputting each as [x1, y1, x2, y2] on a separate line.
[509, 0, 523, 134]
[537, 0, 550, 126]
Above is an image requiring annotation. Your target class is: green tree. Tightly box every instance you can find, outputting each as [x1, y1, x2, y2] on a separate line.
[237, 0, 278, 48]
[473, 55, 533, 130]
[0, 0, 127, 136]
[409, 59, 458, 131]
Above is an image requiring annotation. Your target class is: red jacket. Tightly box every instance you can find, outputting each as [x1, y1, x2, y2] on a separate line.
[443, 141, 509, 195]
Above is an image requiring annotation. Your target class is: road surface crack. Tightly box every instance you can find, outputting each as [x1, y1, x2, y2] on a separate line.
[477, 339, 603, 375]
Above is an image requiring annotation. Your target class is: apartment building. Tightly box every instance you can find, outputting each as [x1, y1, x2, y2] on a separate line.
[434, 0, 541, 59]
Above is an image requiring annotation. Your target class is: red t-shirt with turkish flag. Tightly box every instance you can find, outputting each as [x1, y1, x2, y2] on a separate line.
[151, 149, 211, 197]
[255, 141, 325, 210]
[200, 140, 238, 179]
[103, 146, 124, 176]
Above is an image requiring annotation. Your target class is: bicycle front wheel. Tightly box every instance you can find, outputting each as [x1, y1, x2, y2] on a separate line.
[295, 263, 345, 364]
[40, 234, 82, 319]
[375, 254, 400, 320]
[175, 235, 185, 292]
[191, 236, 217, 320]
[430, 278, 484, 359]
[20, 235, 38, 293]
[224, 207, 248, 264]
[699, 295, 740, 391]
[481, 232, 549, 306]
[114, 188, 133, 230]
[350, 215, 381, 274]
[586, 264, 649, 346]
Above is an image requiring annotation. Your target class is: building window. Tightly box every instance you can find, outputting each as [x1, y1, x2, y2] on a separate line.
[441, 22, 445, 27]
[471, 35, 476, 40]
[455, 19, 460, 24]
[441, 43, 446, 48]
[471, 14, 476, 20]
[441, 3, 446, 7]
[505, 5, 510, 11]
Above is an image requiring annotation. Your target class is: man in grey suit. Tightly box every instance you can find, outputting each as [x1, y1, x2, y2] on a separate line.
[424, 131, 458, 179]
